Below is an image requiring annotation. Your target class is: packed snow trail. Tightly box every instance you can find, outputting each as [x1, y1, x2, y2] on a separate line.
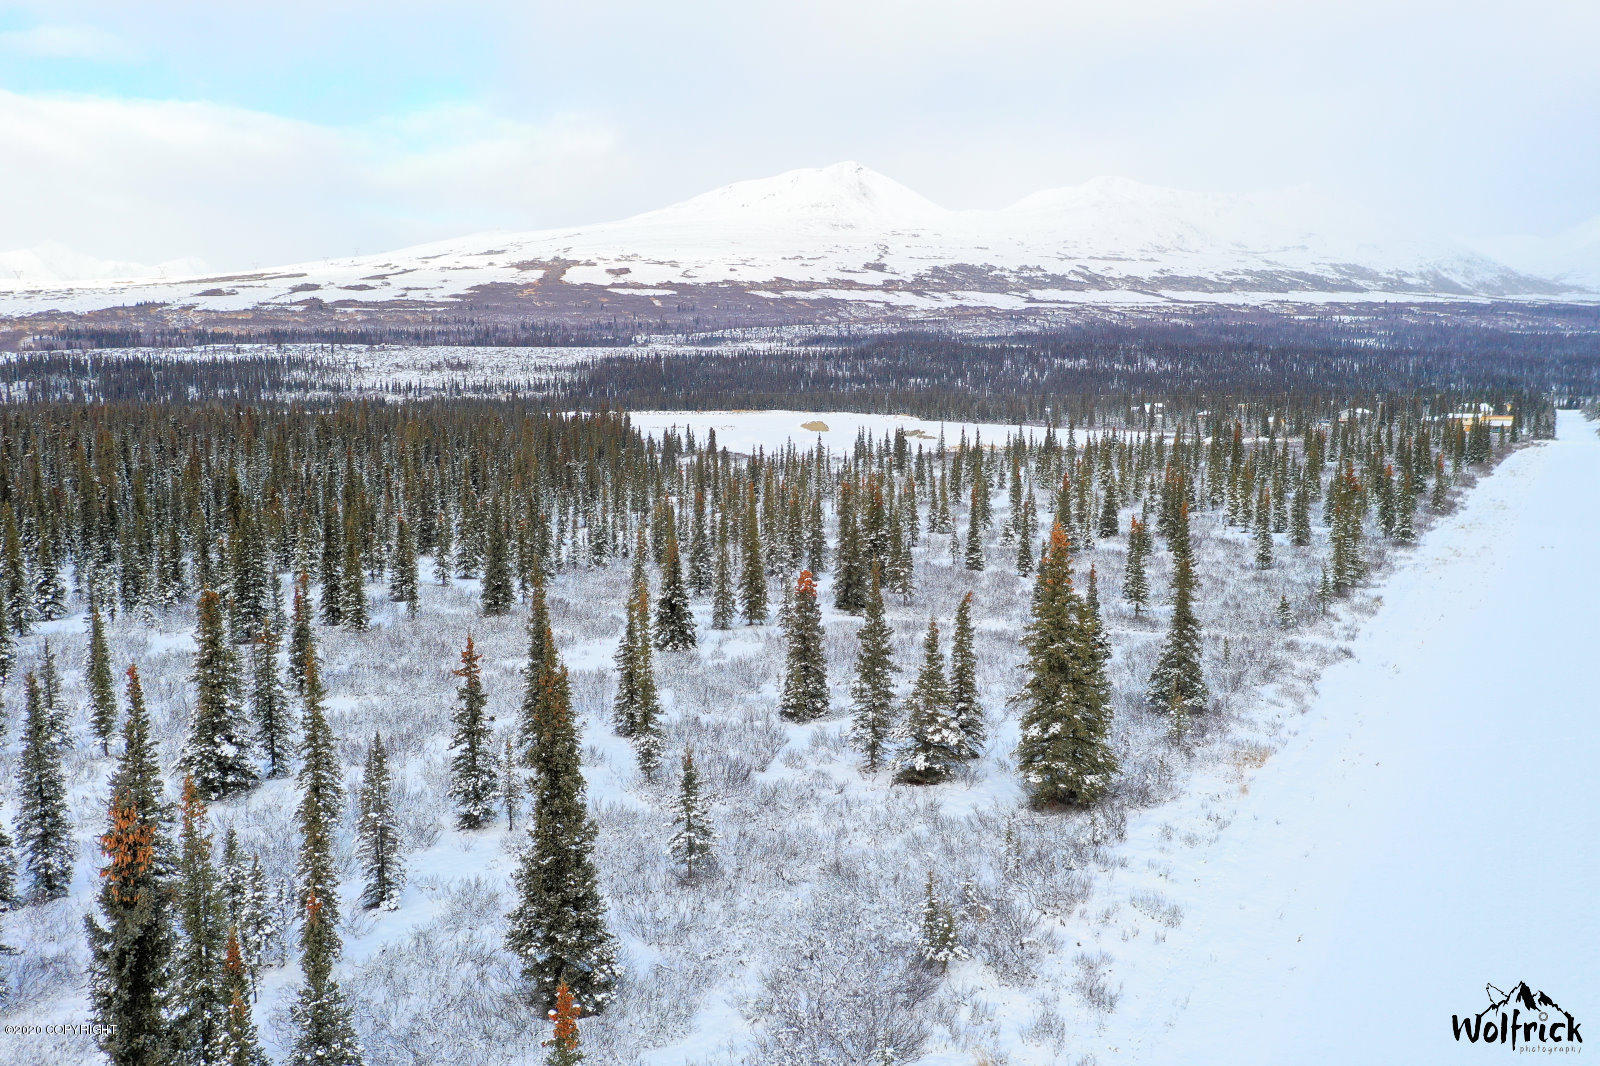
[1121, 410, 1600, 1064]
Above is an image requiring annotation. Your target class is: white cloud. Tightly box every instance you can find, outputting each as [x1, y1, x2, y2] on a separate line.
[0, 23, 130, 60]
[0, 90, 627, 269]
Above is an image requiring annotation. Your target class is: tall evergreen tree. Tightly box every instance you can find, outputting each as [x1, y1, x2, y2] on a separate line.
[217, 928, 268, 1066]
[481, 503, 515, 616]
[506, 637, 618, 1012]
[181, 589, 258, 801]
[17, 671, 73, 899]
[667, 750, 717, 880]
[288, 571, 314, 696]
[778, 570, 828, 721]
[848, 569, 897, 771]
[289, 640, 364, 1066]
[449, 635, 496, 830]
[1014, 523, 1118, 807]
[250, 624, 293, 779]
[737, 486, 767, 625]
[1123, 513, 1151, 617]
[1147, 506, 1208, 728]
[171, 776, 228, 1066]
[653, 514, 696, 651]
[87, 596, 119, 753]
[85, 664, 174, 1066]
[895, 619, 961, 784]
[389, 515, 419, 615]
[357, 733, 403, 910]
[948, 592, 983, 760]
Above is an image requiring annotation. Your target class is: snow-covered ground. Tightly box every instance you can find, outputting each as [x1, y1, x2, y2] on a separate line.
[1099, 408, 1600, 1063]
[625, 410, 1044, 456]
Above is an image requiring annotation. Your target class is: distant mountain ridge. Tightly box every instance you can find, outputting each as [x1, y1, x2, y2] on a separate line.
[1, 162, 1589, 324]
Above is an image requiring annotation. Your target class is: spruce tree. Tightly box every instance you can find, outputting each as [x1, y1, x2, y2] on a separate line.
[895, 619, 961, 784]
[916, 872, 964, 971]
[778, 570, 828, 721]
[87, 596, 118, 753]
[501, 736, 522, 831]
[1147, 506, 1208, 726]
[85, 664, 174, 1066]
[653, 514, 696, 651]
[0, 598, 12, 687]
[1123, 514, 1151, 617]
[339, 511, 368, 631]
[481, 504, 515, 616]
[667, 749, 717, 879]
[289, 640, 364, 1066]
[710, 533, 735, 630]
[171, 776, 228, 1066]
[181, 589, 258, 801]
[506, 638, 618, 1012]
[357, 733, 403, 910]
[288, 571, 314, 696]
[17, 672, 73, 899]
[449, 635, 496, 830]
[848, 569, 897, 771]
[1014, 523, 1118, 807]
[1253, 484, 1273, 569]
[250, 624, 293, 779]
[217, 928, 268, 1066]
[948, 592, 983, 760]
[389, 515, 419, 615]
[738, 486, 767, 625]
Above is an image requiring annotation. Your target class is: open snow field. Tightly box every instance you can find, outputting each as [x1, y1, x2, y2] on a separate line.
[625, 410, 1044, 457]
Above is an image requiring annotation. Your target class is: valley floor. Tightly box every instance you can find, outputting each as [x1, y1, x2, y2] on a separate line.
[1099, 408, 1600, 1063]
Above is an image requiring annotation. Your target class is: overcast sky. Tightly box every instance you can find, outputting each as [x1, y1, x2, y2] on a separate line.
[2, 0, 1596, 271]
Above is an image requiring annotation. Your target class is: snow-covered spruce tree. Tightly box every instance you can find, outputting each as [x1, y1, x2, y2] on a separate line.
[778, 570, 828, 722]
[1254, 484, 1273, 569]
[506, 641, 618, 1013]
[357, 733, 403, 911]
[613, 579, 662, 756]
[501, 736, 522, 831]
[218, 928, 268, 1066]
[250, 623, 293, 779]
[181, 588, 259, 801]
[1291, 473, 1313, 547]
[1147, 504, 1208, 726]
[849, 568, 898, 771]
[38, 639, 62, 719]
[32, 549, 67, 621]
[962, 494, 985, 572]
[289, 640, 364, 1066]
[389, 514, 419, 615]
[288, 571, 313, 696]
[339, 509, 368, 631]
[87, 596, 118, 753]
[916, 872, 965, 971]
[710, 531, 735, 630]
[653, 512, 696, 651]
[0, 818, 16, 912]
[1014, 523, 1118, 808]
[516, 574, 554, 763]
[668, 749, 717, 880]
[481, 501, 515, 616]
[17, 671, 73, 899]
[85, 664, 175, 1066]
[171, 775, 228, 1066]
[949, 591, 983, 760]
[1123, 513, 1151, 617]
[543, 982, 584, 1066]
[738, 485, 768, 625]
[833, 480, 868, 614]
[895, 619, 961, 785]
[449, 634, 497, 829]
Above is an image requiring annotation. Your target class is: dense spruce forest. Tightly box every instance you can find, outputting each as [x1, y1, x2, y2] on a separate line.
[0, 328, 1581, 1064]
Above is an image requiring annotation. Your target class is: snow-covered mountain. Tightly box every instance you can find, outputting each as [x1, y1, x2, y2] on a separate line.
[0, 242, 205, 287]
[0, 162, 1583, 320]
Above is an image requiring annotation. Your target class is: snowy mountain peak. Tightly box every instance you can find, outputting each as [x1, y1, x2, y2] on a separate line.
[629, 161, 948, 231]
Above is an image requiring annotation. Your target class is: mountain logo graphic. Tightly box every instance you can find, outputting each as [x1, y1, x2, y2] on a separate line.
[1451, 981, 1582, 1048]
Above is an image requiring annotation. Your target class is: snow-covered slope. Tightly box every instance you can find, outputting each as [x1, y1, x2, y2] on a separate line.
[1480, 214, 1600, 290]
[0, 162, 1581, 317]
[0, 242, 205, 287]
